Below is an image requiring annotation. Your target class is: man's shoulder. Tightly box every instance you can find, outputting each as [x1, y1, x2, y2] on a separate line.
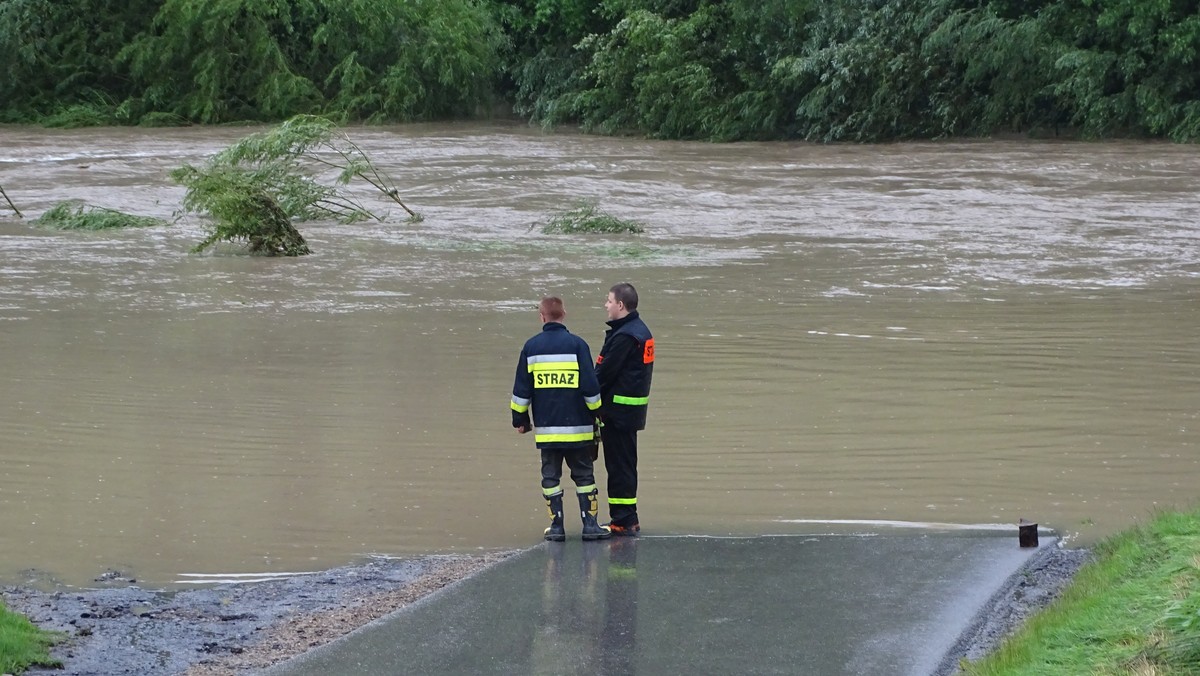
[521, 331, 549, 353]
[524, 328, 588, 351]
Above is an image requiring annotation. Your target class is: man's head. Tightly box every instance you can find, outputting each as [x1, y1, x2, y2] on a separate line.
[605, 283, 638, 321]
[539, 296, 566, 323]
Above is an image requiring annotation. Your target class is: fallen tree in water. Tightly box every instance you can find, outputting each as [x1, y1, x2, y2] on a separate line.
[173, 114, 418, 255]
[185, 186, 310, 256]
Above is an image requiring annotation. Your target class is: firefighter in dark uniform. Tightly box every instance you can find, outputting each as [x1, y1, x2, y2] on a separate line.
[512, 296, 610, 541]
[595, 282, 654, 536]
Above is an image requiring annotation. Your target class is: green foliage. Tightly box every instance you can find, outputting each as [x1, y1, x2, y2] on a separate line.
[510, 0, 1200, 141]
[138, 112, 190, 128]
[772, 0, 1064, 140]
[41, 102, 120, 129]
[324, 0, 506, 122]
[120, 0, 504, 124]
[174, 115, 420, 254]
[923, 10, 1065, 135]
[0, 0, 159, 121]
[565, 9, 719, 137]
[1043, 0, 1200, 139]
[0, 601, 61, 673]
[121, 0, 324, 123]
[181, 180, 312, 256]
[532, 1, 814, 140]
[491, 0, 623, 120]
[540, 200, 644, 234]
[3, 0, 1200, 140]
[176, 114, 416, 222]
[489, 0, 614, 66]
[33, 202, 166, 230]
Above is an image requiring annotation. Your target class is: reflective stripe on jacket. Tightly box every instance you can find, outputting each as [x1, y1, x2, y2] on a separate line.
[511, 322, 601, 450]
[595, 311, 654, 431]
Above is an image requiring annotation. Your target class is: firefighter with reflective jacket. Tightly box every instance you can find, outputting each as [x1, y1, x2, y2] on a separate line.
[512, 296, 610, 541]
[595, 282, 654, 536]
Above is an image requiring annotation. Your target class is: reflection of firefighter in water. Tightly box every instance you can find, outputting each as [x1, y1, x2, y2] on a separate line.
[530, 544, 605, 675]
[601, 538, 638, 673]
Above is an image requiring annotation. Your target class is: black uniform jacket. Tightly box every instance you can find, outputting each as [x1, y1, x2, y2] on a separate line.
[595, 311, 654, 431]
[511, 322, 602, 450]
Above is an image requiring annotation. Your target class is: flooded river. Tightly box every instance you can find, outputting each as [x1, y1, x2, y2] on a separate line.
[1, 124, 1197, 587]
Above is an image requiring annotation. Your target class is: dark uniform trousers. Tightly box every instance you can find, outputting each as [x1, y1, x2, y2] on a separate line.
[601, 423, 639, 526]
[541, 449, 596, 490]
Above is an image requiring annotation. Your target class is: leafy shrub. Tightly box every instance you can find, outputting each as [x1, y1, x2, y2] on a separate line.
[33, 201, 166, 229]
[174, 114, 419, 254]
[541, 201, 644, 234]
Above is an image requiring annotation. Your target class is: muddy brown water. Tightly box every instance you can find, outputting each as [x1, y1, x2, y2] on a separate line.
[1, 124, 1198, 588]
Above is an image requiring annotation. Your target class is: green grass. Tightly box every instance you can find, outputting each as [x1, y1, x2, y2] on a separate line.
[540, 201, 644, 234]
[33, 201, 167, 230]
[964, 507, 1200, 675]
[0, 600, 61, 673]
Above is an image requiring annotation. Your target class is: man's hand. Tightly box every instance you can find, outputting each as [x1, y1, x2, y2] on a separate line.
[515, 425, 529, 434]
[590, 419, 601, 460]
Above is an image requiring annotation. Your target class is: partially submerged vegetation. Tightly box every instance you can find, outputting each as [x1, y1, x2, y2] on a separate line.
[0, 600, 61, 674]
[183, 185, 311, 256]
[173, 114, 418, 255]
[540, 201, 644, 235]
[0, 184, 21, 217]
[964, 506, 1200, 675]
[32, 202, 166, 230]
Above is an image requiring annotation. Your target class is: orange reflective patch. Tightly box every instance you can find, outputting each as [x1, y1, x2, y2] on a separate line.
[643, 339, 655, 363]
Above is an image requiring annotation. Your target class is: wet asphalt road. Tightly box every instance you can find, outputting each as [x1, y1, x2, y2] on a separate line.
[261, 532, 1045, 676]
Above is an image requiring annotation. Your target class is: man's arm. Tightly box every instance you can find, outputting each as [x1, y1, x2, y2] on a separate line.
[578, 339, 603, 460]
[511, 348, 532, 432]
[577, 340, 602, 415]
[595, 333, 637, 392]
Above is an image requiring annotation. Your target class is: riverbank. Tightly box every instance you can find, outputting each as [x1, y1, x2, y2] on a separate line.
[961, 507, 1200, 675]
[1, 542, 1084, 676]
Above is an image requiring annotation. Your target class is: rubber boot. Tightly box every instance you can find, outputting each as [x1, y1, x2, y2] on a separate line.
[544, 492, 566, 542]
[579, 489, 611, 541]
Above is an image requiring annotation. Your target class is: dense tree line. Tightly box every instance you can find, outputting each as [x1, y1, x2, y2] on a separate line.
[2, 0, 1198, 141]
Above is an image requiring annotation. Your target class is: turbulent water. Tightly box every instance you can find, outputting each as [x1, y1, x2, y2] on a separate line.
[1, 123, 1197, 587]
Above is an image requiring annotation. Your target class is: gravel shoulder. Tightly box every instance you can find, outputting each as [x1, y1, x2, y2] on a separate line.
[2, 551, 518, 676]
[4, 543, 1089, 676]
[936, 543, 1092, 675]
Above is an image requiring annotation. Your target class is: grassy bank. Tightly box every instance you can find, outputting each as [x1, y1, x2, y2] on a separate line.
[0, 601, 60, 673]
[965, 507, 1200, 675]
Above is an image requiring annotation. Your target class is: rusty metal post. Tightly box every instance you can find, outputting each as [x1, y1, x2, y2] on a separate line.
[1018, 519, 1038, 548]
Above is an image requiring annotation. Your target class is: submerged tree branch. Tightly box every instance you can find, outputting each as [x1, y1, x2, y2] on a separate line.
[173, 115, 421, 254]
[1, 184, 23, 218]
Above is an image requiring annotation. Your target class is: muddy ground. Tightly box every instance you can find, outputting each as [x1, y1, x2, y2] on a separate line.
[3, 551, 518, 676]
[4, 545, 1088, 676]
